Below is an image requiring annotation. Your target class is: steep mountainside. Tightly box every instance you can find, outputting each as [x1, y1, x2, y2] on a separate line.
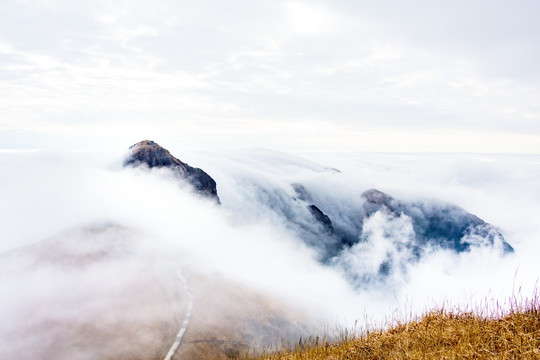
[361, 188, 513, 254]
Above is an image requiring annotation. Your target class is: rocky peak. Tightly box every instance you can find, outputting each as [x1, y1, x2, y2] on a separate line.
[124, 140, 220, 203]
[125, 140, 186, 169]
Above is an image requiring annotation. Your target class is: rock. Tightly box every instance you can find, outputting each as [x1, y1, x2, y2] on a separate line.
[124, 140, 220, 203]
[307, 205, 334, 234]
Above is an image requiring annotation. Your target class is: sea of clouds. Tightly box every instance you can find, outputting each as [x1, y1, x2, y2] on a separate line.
[1, 146, 539, 350]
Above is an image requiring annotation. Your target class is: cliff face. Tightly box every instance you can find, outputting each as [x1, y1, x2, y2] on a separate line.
[124, 140, 220, 203]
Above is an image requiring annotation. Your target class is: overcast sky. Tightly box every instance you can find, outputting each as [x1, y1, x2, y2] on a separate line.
[1, 0, 539, 152]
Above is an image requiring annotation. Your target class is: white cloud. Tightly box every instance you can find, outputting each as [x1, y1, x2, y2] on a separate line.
[0, 0, 539, 152]
[1, 147, 540, 356]
[283, 1, 343, 35]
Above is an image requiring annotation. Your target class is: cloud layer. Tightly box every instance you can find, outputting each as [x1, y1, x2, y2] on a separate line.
[1, 1, 540, 152]
[1, 148, 539, 328]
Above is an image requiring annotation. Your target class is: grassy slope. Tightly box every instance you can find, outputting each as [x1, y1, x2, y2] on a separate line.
[247, 301, 540, 360]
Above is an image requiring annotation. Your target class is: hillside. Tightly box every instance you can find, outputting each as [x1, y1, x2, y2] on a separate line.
[247, 300, 540, 360]
[0, 224, 317, 360]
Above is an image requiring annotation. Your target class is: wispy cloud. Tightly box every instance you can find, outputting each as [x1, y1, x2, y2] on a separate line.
[1, 1, 539, 151]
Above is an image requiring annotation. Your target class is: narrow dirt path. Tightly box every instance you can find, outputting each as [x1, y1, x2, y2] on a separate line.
[164, 269, 194, 360]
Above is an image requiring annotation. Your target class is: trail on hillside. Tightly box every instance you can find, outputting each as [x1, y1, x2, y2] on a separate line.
[164, 269, 194, 360]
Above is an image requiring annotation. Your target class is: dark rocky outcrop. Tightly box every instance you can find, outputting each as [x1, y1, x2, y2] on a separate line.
[124, 140, 220, 203]
[307, 205, 334, 234]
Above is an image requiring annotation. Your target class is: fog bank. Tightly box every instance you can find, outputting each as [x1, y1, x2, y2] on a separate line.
[1, 148, 539, 345]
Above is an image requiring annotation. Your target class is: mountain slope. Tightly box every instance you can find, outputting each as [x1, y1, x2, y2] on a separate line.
[124, 140, 220, 202]
[0, 224, 317, 360]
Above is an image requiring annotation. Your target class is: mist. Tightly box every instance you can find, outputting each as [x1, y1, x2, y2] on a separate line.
[1, 147, 539, 357]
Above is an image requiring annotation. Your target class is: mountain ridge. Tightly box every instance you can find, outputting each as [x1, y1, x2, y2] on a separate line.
[122, 140, 513, 287]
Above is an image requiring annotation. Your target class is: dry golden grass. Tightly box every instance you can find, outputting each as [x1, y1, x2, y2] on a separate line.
[246, 295, 540, 360]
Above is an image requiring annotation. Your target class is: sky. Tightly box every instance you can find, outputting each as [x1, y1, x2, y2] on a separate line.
[1, 0, 540, 152]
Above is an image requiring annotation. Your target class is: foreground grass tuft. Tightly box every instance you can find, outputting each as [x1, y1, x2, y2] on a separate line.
[246, 295, 540, 360]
